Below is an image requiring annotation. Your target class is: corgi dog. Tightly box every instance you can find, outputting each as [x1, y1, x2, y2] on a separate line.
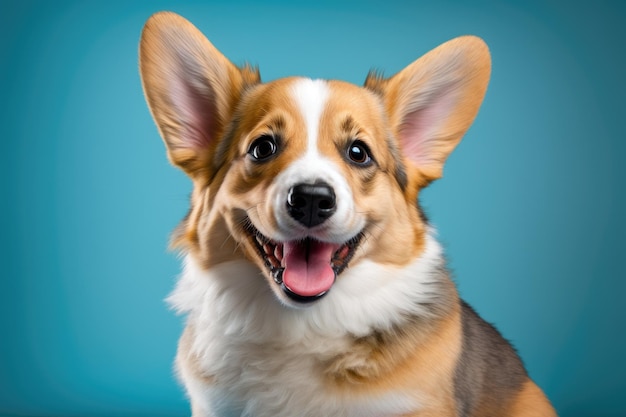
[140, 11, 557, 417]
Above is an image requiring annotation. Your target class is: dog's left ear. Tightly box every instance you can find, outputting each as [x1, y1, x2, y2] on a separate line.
[139, 12, 260, 178]
[366, 36, 491, 183]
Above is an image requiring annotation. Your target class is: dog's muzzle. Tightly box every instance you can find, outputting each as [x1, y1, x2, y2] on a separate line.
[244, 181, 362, 305]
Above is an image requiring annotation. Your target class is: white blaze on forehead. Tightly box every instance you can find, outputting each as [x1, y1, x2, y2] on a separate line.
[265, 78, 363, 243]
[290, 78, 329, 154]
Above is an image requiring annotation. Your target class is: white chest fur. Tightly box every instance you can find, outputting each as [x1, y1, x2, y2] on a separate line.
[168, 234, 444, 417]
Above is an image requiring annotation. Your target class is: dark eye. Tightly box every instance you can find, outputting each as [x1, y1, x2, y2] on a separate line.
[347, 140, 372, 165]
[248, 135, 277, 161]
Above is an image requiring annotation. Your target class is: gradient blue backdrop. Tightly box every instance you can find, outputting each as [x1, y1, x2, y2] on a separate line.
[1, 1, 624, 416]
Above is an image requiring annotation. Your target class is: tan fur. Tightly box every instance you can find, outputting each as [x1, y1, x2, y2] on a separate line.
[504, 380, 558, 417]
[324, 280, 461, 415]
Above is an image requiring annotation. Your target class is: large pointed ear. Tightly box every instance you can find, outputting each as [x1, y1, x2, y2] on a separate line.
[366, 36, 491, 183]
[139, 12, 260, 178]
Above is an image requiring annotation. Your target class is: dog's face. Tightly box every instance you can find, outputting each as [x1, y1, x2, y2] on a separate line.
[211, 78, 421, 305]
[140, 12, 490, 307]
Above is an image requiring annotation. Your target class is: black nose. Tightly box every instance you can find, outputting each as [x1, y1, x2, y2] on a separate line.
[286, 182, 336, 227]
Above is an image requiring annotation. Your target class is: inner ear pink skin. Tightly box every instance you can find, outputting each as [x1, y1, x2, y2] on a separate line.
[399, 88, 458, 168]
[169, 71, 219, 150]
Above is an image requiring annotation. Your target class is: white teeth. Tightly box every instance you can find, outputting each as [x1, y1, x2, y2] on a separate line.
[256, 234, 265, 246]
[268, 256, 281, 268]
[263, 243, 273, 255]
[274, 244, 283, 261]
[337, 245, 350, 260]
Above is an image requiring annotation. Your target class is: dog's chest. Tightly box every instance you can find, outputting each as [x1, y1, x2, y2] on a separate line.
[197, 334, 421, 417]
[171, 260, 429, 417]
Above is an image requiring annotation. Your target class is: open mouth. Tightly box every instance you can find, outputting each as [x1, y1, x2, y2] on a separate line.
[247, 225, 362, 303]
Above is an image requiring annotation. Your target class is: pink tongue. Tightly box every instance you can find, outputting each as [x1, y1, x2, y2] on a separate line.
[282, 240, 339, 297]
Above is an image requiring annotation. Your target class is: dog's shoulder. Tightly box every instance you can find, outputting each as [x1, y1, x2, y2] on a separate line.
[454, 299, 529, 415]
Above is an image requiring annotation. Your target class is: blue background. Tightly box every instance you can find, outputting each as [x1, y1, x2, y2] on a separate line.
[1, 1, 624, 416]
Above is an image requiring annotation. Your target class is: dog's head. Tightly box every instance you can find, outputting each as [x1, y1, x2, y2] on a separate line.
[140, 12, 490, 308]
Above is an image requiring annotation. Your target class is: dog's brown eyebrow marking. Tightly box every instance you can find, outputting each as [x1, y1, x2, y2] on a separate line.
[265, 114, 286, 132]
[340, 115, 356, 133]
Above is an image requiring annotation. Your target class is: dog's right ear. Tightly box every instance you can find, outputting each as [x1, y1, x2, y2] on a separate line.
[139, 12, 259, 178]
[365, 36, 490, 189]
